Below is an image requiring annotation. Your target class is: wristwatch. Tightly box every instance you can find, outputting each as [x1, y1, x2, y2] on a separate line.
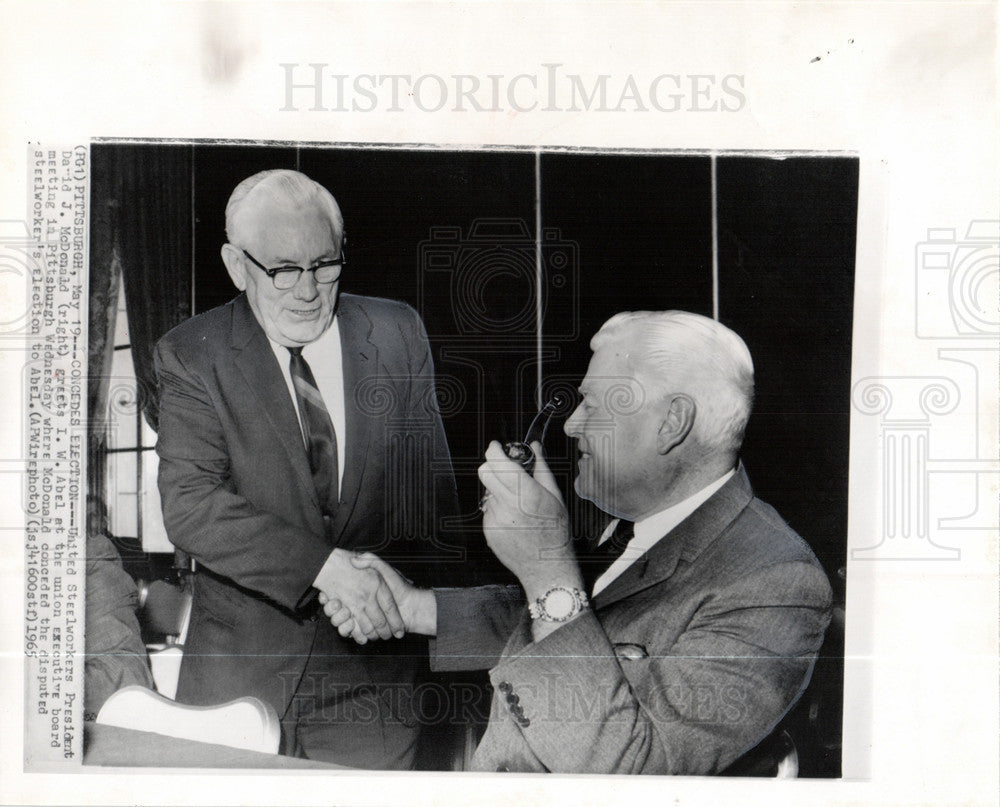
[528, 586, 590, 623]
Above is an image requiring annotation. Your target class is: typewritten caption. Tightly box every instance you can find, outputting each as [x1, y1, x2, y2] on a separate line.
[24, 145, 87, 767]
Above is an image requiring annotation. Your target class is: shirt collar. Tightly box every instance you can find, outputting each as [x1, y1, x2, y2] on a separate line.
[591, 466, 739, 597]
[266, 315, 340, 361]
[633, 467, 737, 545]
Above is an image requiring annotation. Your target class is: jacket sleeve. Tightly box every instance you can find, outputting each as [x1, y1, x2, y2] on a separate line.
[84, 533, 155, 716]
[154, 338, 331, 612]
[428, 585, 526, 671]
[480, 560, 832, 774]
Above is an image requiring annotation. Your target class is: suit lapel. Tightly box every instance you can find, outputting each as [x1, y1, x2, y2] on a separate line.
[591, 466, 755, 610]
[328, 297, 377, 544]
[229, 295, 320, 516]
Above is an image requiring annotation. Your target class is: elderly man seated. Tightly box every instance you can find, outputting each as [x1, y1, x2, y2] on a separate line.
[323, 310, 833, 775]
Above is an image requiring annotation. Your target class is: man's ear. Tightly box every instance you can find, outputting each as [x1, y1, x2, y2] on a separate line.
[656, 394, 695, 454]
[221, 243, 247, 291]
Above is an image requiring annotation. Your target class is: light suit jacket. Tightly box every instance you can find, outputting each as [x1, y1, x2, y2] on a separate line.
[154, 292, 459, 762]
[430, 467, 832, 774]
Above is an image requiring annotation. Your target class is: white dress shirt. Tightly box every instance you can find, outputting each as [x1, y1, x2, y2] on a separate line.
[267, 318, 346, 496]
[592, 468, 737, 596]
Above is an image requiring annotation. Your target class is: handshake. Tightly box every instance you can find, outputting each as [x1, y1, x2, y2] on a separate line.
[312, 550, 434, 645]
[311, 440, 577, 646]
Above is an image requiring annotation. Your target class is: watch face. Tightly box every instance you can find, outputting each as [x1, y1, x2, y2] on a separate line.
[543, 588, 577, 619]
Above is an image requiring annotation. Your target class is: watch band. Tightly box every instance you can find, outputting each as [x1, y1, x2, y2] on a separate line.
[528, 586, 590, 623]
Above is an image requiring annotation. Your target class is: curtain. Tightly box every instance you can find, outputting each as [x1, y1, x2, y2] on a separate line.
[98, 144, 194, 431]
[88, 149, 122, 505]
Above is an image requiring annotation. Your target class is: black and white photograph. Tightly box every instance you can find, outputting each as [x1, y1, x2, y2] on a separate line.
[81, 144, 855, 774]
[0, 3, 996, 806]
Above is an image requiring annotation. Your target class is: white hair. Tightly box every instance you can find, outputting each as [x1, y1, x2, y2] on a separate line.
[225, 169, 344, 246]
[592, 311, 755, 455]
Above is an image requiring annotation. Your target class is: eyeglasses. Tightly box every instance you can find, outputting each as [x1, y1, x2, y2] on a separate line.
[242, 248, 346, 290]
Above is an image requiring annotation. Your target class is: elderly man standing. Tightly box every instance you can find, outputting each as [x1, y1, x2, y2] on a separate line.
[335, 310, 832, 774]
[154, 169, 458, 768]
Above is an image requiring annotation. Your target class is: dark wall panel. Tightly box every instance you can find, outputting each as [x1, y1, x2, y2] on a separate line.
[717, 156, 858, 578]
[539, 153, 714, 535]
[301, 148, 538, 582]
[193, 144, 299, 313]
[540, 153, 714, 361]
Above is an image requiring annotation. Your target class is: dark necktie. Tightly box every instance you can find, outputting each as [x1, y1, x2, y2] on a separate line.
[579, 519, 634, 595]
[288, 346, 339, 518]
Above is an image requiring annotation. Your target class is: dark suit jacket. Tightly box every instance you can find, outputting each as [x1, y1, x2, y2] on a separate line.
[154, 293, 459, 760]
[430, 467, 832, 774]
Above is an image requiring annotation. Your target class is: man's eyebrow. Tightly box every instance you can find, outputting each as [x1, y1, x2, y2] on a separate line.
[271, 253, 337, 266]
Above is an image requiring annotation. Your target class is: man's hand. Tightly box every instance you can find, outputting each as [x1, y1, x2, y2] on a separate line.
[477, 441, 583, 601]
[312, 548, 405, 644]
[322, 554, 438, 640]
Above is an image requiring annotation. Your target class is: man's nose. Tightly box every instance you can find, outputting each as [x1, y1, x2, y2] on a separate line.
[563, 404, 583, 436]
[291, 270, 319, 300]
